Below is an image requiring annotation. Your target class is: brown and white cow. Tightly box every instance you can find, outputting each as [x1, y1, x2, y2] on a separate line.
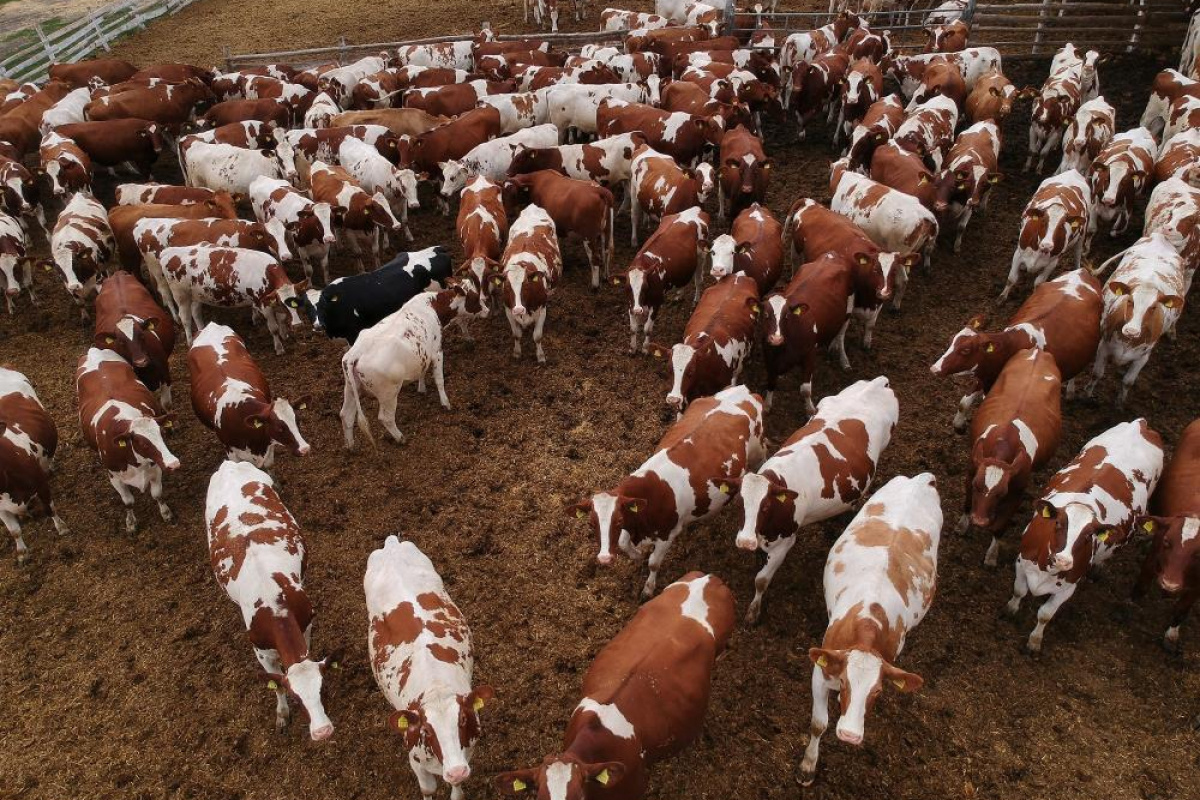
[932, 268, 1102, 430]
[506, 132, 648, 201]
[717, 125, 770, 219]
[115, 183, 220, 207]
[39, 132, 91, 197]
[206, 459, 337, 740]
[1056, 96, 1115, 177]
[52, 119, 164, 176]
[0, 155, 44, 236]
[847, 93, 905, 169]
[107, 195, 239, 268]
[0, 212, 32, 313]
[48, 192, 113, 312]
[189, 323, 309, 466]
[94, 270, 175, 410]
[707, 203, 783, 295]
[0, 368, 68, 562]
[366, 536, 494, 799]
[457, 176, 509, 289]
[76, 347, 179, 534]
[248, 176, 334, 284]
[870, 141, 938, 211]
[199, 98, 291, 129]
[1133, 418, 1200, 651]
[86, 79, 213, 126]
[835, 58, 883, 147]
[1140, 68, 1200, 139]
[925, 19, 969, 53]
[308, 161, 402, 272]
[497, 571, 732, 800]
[965, 69, 1016, 125]
[933, 121, 1002, 252]
[760, 252, 855, 415]
[597, 99, 720, 167]
[399, 106, 503, 179]
[282, 124, 400, 165]
[159, 245, 308, 354]
[491, 204, 561, 363]
[731, 377, 897, 623]
[1007, 420, 1163, 653]
[1089, 127, 1157, 241]
[885, 47, 1002, 100]
[1024, 45, 1091, 174]
[1144, 177, 1200, 292]
[783, 197, 913, 348]
[570, 384, 764, 596]
[786, 51, 849, 141]
[906, 62, 967, 115]
[961, 348, 1062, 566]
[50, 59, 138, 88]
[1154, 128, 1200, 187]
[1001, 169, 1091, 301]
[612, 207, 710, 354]
[405, 80, 515, 118]
[802, 473, 941, 785]
[629, 145, 715, 245]
[329, 108, 451, 137]
[1089, 234, 1186, 406]
[894, 94, 959, 171]
[647, 275, 759, 411]
[503, 169, 614, 288]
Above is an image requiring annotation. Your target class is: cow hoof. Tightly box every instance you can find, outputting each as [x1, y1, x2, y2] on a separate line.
[798, 770, 817, 787]
[1160, 637, 1182, 656]
[1023, 639, 1043, 656]
[441, 402, 452, 411]
[744, 605, 762, 626]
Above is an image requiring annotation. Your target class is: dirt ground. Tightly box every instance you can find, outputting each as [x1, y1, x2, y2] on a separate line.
[1, 4, 1198, 800]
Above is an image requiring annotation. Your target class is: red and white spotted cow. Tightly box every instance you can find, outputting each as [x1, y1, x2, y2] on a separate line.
[366, 536, 494, 800]
[870, 141, 938, 211]
[1143, 178, 1200, 294]
[1024, 45, 1092, 174]
[801, 473, 941, 785]
[440, 125, 562, 203]
[846, 94, 905, 170]
[780, 15, 855, 76]
[1001, 169, 1091, 301]
[0, 212, 32, 313]
[189, 323, 310, 466]
[39, 132, 91, 197]
[48, 192, 113, 312]
[1140, 69, 1199, 139]
[648, 274, 759, 411]
[115, 183, 223, 206]
[1056, 96, 1115, 177]
[506, 132, 648, 200]
[0, 368, 68, 563]
[457, 176, 509, 289]
[1133, 418, 1200, 651]
[182, 139, 298, 197]
[602, 8, 672, 31]
[1089, 234, 1186, 406]
[497, 572, 733, 800]
[206, 459, 337, 740]
[717, 125, 770, 219]
[490, 204, 561, 363]
[76, 347, 179, 534]
[338, 136, 421, 241]
[1154, 128, 1200, 187]
[570, 385, 765, 597]
[707, 200, 782, 291]
[931, 268, 1102, 430]
[395, 41, 475, 70]
[309, 160, 403, 272]
[249, 175, 335, 285]
[94, 270, 175, 409]
[596, 99, 720, 167]
[1089, 127, 1157, 242]
[894, 94, 958, 171]
[629, 145, 715, 245]
[934, 121, 1002, 252]
[835, 58, 883, 148]
[732, 377, 897, 623]
[906, 63, 967, 115]
[831, 163, 938, 304]
[611, 206, 709, 354]
[886, 47, 1002, 100]
[159, 245, 308, 355]
[786, 51, 849, 141]
[961, 348, 1062, 566]
[1162, 94, 1200, 144]
[925, 19, 969, 53]
[340, 278, 487, 448]
[545, 82, 659, 142]
[1007, 420, 1163, 653]
[318, 55, 388, 106]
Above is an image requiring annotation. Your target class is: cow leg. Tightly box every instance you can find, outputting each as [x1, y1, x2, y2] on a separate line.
[953, 209, 972, 253]
[1024, 129, 1038, 173]
[110, 476, 138, 534]
[1027, 583, 1076, 653]
[630, 199, 640, 247]
[583, 239, 598, 289]
[254, 647, 291, 732]
[1, 511, 28, 565]
[984, 536, 1003, 569]
[157, 383, 173, 412]
[1117, 353, 1151, 408]
[640, 531, 679, 599]
[148, 467, 172, 523]
[1086, 343, 1109, 398]
[861, 306, 881, 350]
[999, 252, 1023, 301]
[189, 302, 206, 345]
[407, 750, 438, 800]
[641, 312, 656, 355]
[23, 261, 36, 306]
[264, 310, 286, 355]
[376, 386, 405, 444]
[746, 534, 796, 625]
[506, 311, 524, 359]
[532, 307, 548, 364]
[1005, 561, 1031, 617]
[892, 266, 910, 311]
[1164, 590, 1197, 653]
[952, 390, 982, 433]
[1064, 376, 1080, 399]
[799, 669, 833, 786]
[830, 319, 851, 371]
[628, 310, 641, 355]
[433, 351, 451, 410]
[717, 184, 725, 221]
[340, 374, 362, 450]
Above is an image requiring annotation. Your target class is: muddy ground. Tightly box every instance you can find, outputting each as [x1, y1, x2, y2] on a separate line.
[1, 3, 1198, 800]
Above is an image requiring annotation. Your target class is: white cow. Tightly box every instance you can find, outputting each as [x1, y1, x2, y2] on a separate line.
[1144, 177, 1200, 293]
[365, 536, 493, 800]
[340, 279, 487, 448]
[394, 41, 476, 70]
[182, 139, 298, 195]
[304, 91, 341, 128]
[0, 212, 31, 313]
[1056, 96, 1116, 177]
[440, 124, 560, 199]
[49, 192, 113, 310]
[733, 377, 898, 624]
[801, 473, 941, 785]
[337, 137, 420, 241]
[545, 81, 659, 141]
[38, 87, 91, 134]
[249, 176, 337, 285]
[1001, 168, 1091, 301]
[319, 55, 388, 107]
[1090, 127, 1157, 240]
[476, 92, 549, 132]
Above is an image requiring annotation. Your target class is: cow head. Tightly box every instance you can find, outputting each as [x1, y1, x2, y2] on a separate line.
[261, 649, 343, 741]
[807, 646, 922, 745]
[95, 314, 164, 370]
[1105, 279, 1183, 344]
[568, 491, 658, 565]
[1092, 160, 1145, 210]
[497, 755, 626, 800]
[611, 265, 664, 322]
[720, 152, 771, 217]
[272, 136, 298, 183]
[1020, 204, 1085, 256]
[263, 278, 310, 329]
[499, 263, 548, 320]
[443, 275, 489, 320]
[1032, 93, 1076, 135]
[969, 458, 1023, 529]
[732, 471, 802, 550]
[1135, 515, 1200, 596]
[930, 316, 1004, 378]
[208, 191, 239, 219]
[108, 413, 181, 473]
[440, 160, 470, 199]
[0, 247, 26, 298]
[708, 234, 749, 281]
[244, 396, 312, 462]
[389, 686, 495, 785]
[934, 163, 998, 214]
[1031, 499, 1126, 574]
[692, 162, 716, 203]
[367, 191, 404, 232]
[257, 218, 293, 262]
[848, 123, 888, 170]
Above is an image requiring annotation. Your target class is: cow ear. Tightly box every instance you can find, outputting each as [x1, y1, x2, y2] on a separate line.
[387, 709, 421, 734]
[586, 762, 626, 788]
[645, 342, 670, 359]
[261, 670, 287, 691]
[988, 86, 1001, 97]
[292, 394, 312, 411]
[468, 684, 495, 712]
[712, 476, 741, 496]
[566, 501, 592, 521]
[882, 663, 923, 693]
[966, 313, 987, 330]
[809, 647, 847, 677]
[495, 770, 539, 795]
[610, 274, 627, 287]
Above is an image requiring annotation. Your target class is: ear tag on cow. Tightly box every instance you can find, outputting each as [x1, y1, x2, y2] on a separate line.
[1098, 530, 1113, 543]
[512, 779, 527, 792]
[892, 679, 905, 690]
[816, 655, 828, 668]
[775, 493, 789, 503]
[1041, 507, 1052, 518]
[267, 679, 279, 691]
[628, 503, 639, 513]
[596, 770, 611, 786]
[163, 420, 173, 430]
[1164, 298, 1176, 309]
[105, 336, 115, 345]
[576, 508, 587, 519]
[330, 295, 339, 302]
[985, 343, 995, 353]
[1112, 286, 1124, 296]
[473, 696, 485, 712]
[1142, 520, 1155, 533]
[719, 483, 730, 494]
[42, 263, 52, 272]
[117, 439, 127, 448]
[396, 715, 409, 730]
[253, 419, 264, 429]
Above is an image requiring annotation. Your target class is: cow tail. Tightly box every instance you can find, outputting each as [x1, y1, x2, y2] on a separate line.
[1088, 244, 1131, 278]
[341, 354, 376, 449]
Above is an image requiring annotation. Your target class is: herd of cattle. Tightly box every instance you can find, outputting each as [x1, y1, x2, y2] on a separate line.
[0, 0, 1198, 797]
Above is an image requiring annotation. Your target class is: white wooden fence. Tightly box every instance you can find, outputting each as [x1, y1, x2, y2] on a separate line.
[0, 0, 205, 84]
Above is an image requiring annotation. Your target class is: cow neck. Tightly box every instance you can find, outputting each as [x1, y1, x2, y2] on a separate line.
[996, 326, 1038, 357]
[562, 715, 641, 777]
[250, 604, 309, 669]
[429, 289, 458, 326]
[617, 473, 676, 543]
[822, 605, 897, 661]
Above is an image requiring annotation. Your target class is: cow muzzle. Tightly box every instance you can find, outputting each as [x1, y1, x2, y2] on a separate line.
[666, 393, 684, 408]
[1052, 554, 1073, 572]
[836, 725, 864, 746]
[631, 306, 649, 320]
[444, 765, 470, 785]
[1159, 578, 1183, 595]
[310, 723, 334, 742]
[735, 531, 758, 551]
[767, 332, 784, 347]
[5, 287, 19, 297]
[1121, 323, 1143, 339]
[597, 552, 614, 566]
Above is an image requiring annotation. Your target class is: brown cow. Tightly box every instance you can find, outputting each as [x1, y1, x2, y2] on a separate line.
[198, 98, 290, 129]
[404, 80, 515, 117]
[115, 184, 222, 206]
[94, 271, 176, 409]
[131, 64, 214, 83]
[1133, 417, 1200, 652]
[1154, 129, 1200, 187]
[107, 195, 238, 267]
[934, 120, 1002, 251]
[329, 108, 450, 136]
[38, 132, 92, 197]
[1090, 128, 1157, 241]
[870, 141, 937, 210]
[496, 573, 734, 798]
[0, 81, 72, 155]
[308, 161, 401, 271]
[963, 348, 1062, 567]
[925, 20, 970, 53]
[597, 99, 721, 166]
[966, 69, 1017, 125]
[189, 322, 310, 466]
[761, 252, 855, 414]
[399, 106, 501, 178]
[836, 58, 883, 147]
[717, 125, 770, 219]
[0, 368, 68, 563]
[488, 203, 561, 363]
[85, 79, 213, 126]
[660, 81, 755, 132]
[76, 347, 179, 534]
[504, 169, 614, 288]
[49, 59, 138, 88]
[629, 145, 715, 245]
[456, 176, 508, 288]
[54, 119, 165, 175]
[612, 206, 710, 354]
[647, 274, 760, 411]
[707, 203, 783, 294]
[787, 51, 849, 141]
[847, 93, 905, 169]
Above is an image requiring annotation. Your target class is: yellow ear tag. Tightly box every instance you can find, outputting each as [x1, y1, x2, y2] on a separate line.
[267, 679, 279, 691]
[105, 336, 115, 344]
[253, 419, 264, 428]
[576, 509, 586, 519]
[1041, 507, 1052, 518]
[816, 655, 828, 668]
[1143, 521, 1154, 532]
[719, 483, 730, 494]
[163, 420, 173, 429]
[396, 716, 409, 730]
[43, 263, 52, 272]
[596, 769, 611, 786]
[117, 439, 127, 448]
[893, 679, 905, 690]
[1097, 530, 1111, 543]
[473, 697, 485, 712]
[985, 343, 995, 353]
[512, 779, 527, 792]
[628, 503, 639, 513]
[652, 349, 662, 359]
[751, 303, 760, 313]
[776, 493, 788, 503]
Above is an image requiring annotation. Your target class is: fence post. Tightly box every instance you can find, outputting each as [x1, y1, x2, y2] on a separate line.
[339, 36, 348, 64]
[1128, 0, 1146, 53]
[91, 10, 112, 51]
[223, 45, 233, 72]
[1032, 0, 1050, 55]
[33, 23, 57, 65]
[724, 0, 736, 35]
[963, 0, 978, 24]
